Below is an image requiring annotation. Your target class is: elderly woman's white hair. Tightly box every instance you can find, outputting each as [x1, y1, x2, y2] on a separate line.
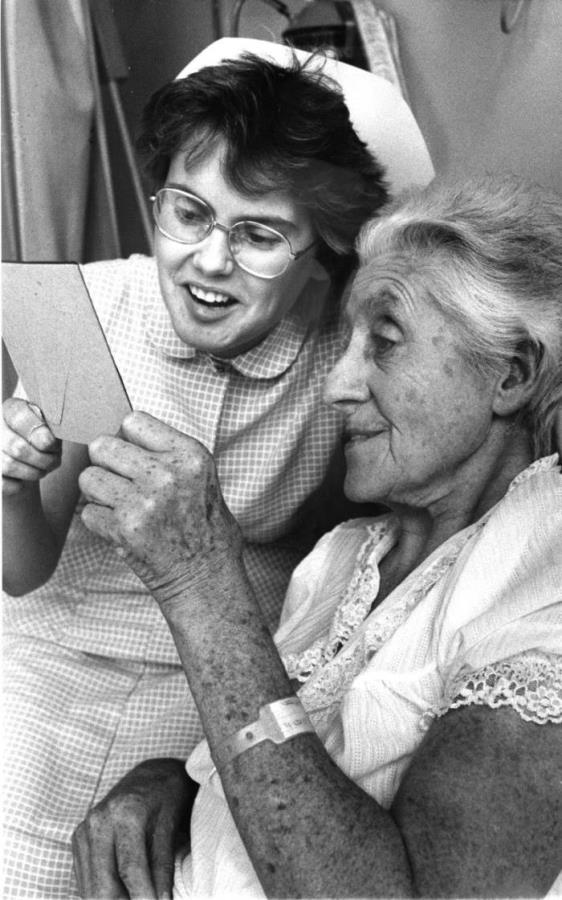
[357, 174, 562, 456]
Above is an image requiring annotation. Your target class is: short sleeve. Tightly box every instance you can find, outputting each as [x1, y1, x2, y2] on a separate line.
[275, 518, 379, 658]
[440, 649, 562, 724]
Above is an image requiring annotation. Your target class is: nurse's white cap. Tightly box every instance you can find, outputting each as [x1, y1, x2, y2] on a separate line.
[175, 37, 434, 196]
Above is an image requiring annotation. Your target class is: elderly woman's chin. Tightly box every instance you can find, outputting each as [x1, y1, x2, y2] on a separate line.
[341, 424, 493, 510]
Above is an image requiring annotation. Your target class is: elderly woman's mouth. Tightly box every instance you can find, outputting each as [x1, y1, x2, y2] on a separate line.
[188, 284, 237, 308]
[345, 429, 386, 445]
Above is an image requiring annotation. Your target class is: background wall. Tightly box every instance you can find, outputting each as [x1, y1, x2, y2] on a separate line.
[356, 0, 562, 192]
[3, 0, 561, 397]
[108, 0, 562, 255]
[231, 0, 562, 190]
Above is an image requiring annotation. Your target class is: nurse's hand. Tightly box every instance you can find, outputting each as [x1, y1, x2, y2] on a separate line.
[78, 411, 243, 609]
[72, 758, 196, 900]
[2, 397, 61, 496]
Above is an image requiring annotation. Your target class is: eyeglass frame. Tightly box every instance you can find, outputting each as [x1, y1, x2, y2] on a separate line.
[150, 187, 316, 280]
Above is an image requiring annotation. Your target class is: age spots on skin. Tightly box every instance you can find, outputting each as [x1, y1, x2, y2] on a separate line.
[431, 330, 447, 346]
[441, 355, 460, 378]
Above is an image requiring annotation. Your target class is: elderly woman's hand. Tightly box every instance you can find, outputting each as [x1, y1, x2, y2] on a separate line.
[79, 411, 243, 607]
[72, 758, 196, 900]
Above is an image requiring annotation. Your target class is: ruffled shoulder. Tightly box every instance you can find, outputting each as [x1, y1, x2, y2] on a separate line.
[276, 515, 396, 665]
[431, 457, 562, 724]
[433, 456, 561, 674]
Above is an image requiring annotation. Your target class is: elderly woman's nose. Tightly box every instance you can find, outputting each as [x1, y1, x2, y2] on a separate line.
[323, 342, 369, 407]
[192, 228, 235, 276]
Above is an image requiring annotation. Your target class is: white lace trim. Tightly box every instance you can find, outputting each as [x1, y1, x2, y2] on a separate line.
[507, 453, 559, 491]
[294, 517, 490, 721]
[439, 650, 562, 724]
[284, 517, 395, 683]
[282, 455, 560, 721]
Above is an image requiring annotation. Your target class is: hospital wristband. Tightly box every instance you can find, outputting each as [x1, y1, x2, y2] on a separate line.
[214, 696, 314, 771]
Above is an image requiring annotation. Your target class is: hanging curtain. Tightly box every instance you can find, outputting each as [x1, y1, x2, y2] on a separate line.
[1, 0, 123, 393]
[1, 0, 121, 261]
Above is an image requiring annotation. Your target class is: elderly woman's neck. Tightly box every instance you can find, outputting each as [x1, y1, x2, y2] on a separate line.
[388, 424, 533, 568]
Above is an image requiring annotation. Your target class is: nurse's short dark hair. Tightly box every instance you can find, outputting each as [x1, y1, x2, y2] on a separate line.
[136, 52, 388, 281]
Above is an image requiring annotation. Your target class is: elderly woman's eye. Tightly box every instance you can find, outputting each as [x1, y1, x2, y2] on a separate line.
[371, 333, 396, 355]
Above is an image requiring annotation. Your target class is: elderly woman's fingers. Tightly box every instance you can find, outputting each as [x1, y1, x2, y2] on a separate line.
[87, 434, 154, 479]
[80, 501, 122, 547]
[119, 410, 202, 455]
[79, 464, 136, 509]
[87, 430, 206, 493]
[72, 819, 128, 899]
[86, 430, 214, 516]
[113, 827, 157, 900]
[72, 796, 159, 899]
[150, 823, 185, 900]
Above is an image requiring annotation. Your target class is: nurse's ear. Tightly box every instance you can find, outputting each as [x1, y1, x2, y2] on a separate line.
[492, 340, 541, 417]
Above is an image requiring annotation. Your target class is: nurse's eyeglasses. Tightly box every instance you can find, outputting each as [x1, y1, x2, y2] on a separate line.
[151, 188, 316, 280]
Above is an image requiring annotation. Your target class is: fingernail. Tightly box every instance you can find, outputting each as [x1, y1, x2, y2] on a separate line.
[32, 429, 56, 452]
[26, 401, 45, 421]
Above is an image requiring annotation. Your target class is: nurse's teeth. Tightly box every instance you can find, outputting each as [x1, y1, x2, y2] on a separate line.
[190, 285, 231, 304]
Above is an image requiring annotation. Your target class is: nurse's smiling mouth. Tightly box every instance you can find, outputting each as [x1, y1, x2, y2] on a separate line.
[185, 282, 239, 310]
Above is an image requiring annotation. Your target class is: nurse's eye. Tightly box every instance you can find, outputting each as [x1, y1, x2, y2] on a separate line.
[235, 223, 284, 250]
[175, 204, 206, 226]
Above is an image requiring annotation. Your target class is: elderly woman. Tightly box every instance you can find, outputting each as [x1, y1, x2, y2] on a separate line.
[74, 173, 562, 898]
[2, 38, 435, 898]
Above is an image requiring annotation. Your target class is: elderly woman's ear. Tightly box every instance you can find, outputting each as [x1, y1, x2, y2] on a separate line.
[492, 340, 541, 418]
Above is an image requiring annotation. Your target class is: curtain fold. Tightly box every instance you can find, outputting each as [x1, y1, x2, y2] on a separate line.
[1, 0, 124, 394]
[2, 0, 95, 261]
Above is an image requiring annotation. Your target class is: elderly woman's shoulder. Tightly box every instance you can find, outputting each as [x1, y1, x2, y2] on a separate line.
[480, 455, 561, 558]
[277, 513, 394, 633]
[503, 454, 561, 512]
[446, 455, 561, 626]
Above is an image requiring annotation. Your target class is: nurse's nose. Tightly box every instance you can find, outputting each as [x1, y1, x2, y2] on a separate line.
[191, 224, 235, 277]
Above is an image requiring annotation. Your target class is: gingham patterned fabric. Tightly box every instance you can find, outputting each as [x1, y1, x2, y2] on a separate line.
[3, 254, 346, 898]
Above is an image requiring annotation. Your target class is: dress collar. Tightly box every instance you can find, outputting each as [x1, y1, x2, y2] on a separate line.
[507, 452, 560, 490]
[145, 273, 331, 380]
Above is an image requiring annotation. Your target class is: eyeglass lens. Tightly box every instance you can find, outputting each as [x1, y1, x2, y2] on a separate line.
[154, 189, 292, 277]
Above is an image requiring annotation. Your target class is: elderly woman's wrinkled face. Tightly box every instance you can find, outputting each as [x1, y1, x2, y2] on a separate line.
[324, 259, 499, 507]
